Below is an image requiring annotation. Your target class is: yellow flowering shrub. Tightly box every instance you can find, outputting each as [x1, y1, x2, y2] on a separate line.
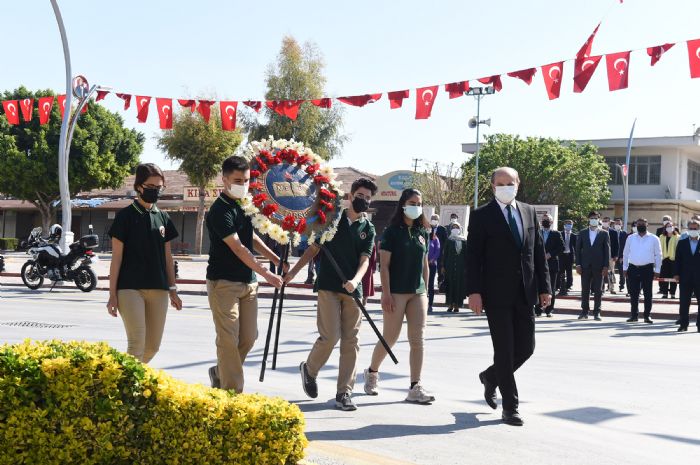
[0, 340, 307, 465]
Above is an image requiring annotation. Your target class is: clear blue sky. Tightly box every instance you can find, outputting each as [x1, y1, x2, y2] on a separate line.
[2, 0, 699, 175]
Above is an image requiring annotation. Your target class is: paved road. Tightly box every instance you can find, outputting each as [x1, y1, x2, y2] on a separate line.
[0, 287, 698, 465]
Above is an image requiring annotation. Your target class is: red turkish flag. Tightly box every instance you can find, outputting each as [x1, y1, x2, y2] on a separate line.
[606, 51, 631, 91]
[687, 39, 700, 78]
[573, 55, 602, 93]
[243, 100, 262, 112]
[415, 86, 438, 120]
[135, 96, 151, 123]
[647, 43, 674, 66]
[477, 75, 503, 92]
[116, 93, 132, 110]
[96, 90, 109, 101]
[19, 98, 33, 122]
[57, 95, 67, 119]
[266, 100, 304, 120]
[507, 68, 537, 85]
[577, 23, 601, 60]
[38, 96, 54, 125]
[220, 101, 238, 131]
[2, 100, 19, 125]
[338, 94, 382, 107]
[541, 62, 564, 100]
[444, 81, 469, 99]
[155, 98, 173, 129]
[388, 90, 409, 109]
[177, 99, 196, 113]
[311, 98, 332, 108]
[197, 100, 215, 122]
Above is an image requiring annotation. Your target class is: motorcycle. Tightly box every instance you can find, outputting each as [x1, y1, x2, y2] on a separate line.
[21, 225, 99, 292]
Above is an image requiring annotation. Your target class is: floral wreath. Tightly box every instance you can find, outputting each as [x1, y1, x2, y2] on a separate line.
[238, 137, 344, 247]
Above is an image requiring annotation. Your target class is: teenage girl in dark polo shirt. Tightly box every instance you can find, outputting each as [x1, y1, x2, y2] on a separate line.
[364, 188, 435, 404]
[107, 163, 182, 363]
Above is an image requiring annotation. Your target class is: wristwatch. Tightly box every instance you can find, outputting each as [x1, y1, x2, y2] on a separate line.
[169, 286, 178, 291]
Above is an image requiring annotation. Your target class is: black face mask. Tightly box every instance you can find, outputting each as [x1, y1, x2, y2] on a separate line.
[140, 187, 161, 204]
[637, 225, 647, 233]
[542, 220, 551, 228]
[352, 197, 369, 213]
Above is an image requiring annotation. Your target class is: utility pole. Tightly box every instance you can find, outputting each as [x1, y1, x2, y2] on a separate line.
[467, 86, 494, 209]
[412, 158, 421, 172]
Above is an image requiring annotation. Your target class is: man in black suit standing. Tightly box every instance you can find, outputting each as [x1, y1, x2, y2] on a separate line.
[536, 213, 564, 317]
[558, 219, 577, 295]
[673, 218, 700, 332]
[575, 211, 610, 321]
[614, 217, 628, 292]
[602, 216, 619, 295]
[466, 167, 551, 426]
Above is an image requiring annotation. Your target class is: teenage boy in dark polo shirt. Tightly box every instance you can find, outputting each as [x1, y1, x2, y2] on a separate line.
[284, 178, 378, 411]
[206, 156, 285, 393]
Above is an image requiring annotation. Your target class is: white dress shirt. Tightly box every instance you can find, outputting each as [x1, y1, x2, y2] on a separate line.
[589, 227, 599, 246]
[563, 230, 572, 253]
[496, 198, 523, 242]
[622, 233, 662, 273]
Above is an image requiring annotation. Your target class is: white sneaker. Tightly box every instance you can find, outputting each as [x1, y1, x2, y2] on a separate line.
[405, 383, 435, 404]
[363, 369, 379, 395]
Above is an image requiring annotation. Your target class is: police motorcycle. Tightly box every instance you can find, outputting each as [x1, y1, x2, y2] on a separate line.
[20, 224, 99, 292]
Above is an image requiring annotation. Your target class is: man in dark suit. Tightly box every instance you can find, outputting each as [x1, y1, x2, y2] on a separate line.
[466, 167, 551, 426]
[602, 216, 619, 294]
[673, 219, 700, 332]
[614, 217, 628, 292]
[432, 214, 448, 284]
[558, 219, 577, 295]
[536, 213, 564, 317]
[575, 211, 610, 321]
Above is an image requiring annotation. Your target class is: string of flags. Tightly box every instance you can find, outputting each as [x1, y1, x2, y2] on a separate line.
[3, 32, 700, 130]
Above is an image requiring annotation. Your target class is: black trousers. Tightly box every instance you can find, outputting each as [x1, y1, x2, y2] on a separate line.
[536, 269, 559, 314]
[481, 287, 535, 412]
[659, 258, 677, 295]
[428, 262, 437, 308]
[580, 267, 603, 314]
[560, 253, 574, 289]
[616, 259, 626, 289]
[678, 281, 700, 328]
[627, 264, 654, 318]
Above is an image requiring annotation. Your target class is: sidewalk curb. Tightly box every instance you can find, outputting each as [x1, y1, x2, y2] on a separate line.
[303, 441, 418, 465]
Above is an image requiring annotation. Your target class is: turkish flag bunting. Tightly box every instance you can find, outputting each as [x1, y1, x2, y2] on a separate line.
[573, 55, 602, 93]
[96, 90, 109, 101]
[507, 68, 537, 85]
[57, 95, 66, 119]
[606, 51, 631, 91]
[577, 23, 601, 59]
[220, 101, 238, 131]
[388, 90, 409, 109]
[647, 43, 674, 66]
[177, 99, 196, 113]
[19, 98, 33, 122]
[243, 101, 262, 112]
[311, 98, 333, 108]
[541, 62, 564, 100]
[135, 96, 151, 123]
[687, 39, 700, 78]
[38, 96, 54, 125]
[477, 75, 503, 92]
[116, 93, 132, 110]
[266, 100, 304, 120]
[444, 81, 469, 99]
[197, 100, 216, 122]
[338, 94, 382, 107]
[415, 86, 438, 120]
[2, 100, 19, 125]
[156, 98, 173, 130]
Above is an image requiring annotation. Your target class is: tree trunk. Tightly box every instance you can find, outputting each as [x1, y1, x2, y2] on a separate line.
[194, 186, 206, 255]
[32, 196, 56, 238]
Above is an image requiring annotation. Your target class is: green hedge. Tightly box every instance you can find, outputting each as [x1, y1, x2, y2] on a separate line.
[0, 340, 307, 465]
[0, 237, 18, 251]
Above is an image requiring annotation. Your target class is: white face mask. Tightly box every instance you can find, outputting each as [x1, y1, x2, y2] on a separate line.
[666, 226, 674, 234]
[430, 220, 439, 227]
[227, 182, 249, 199]
[403, 205, 423, 220]
[494, 185, 517, 204]
[614, 224, 622, 231]
[663, 220, 670, 225]
[602, 222, 610, 228]
[450, 228, 461, 237]
[450, 218, 458, 224]
[688, 230, 700, 239]
[589, 218, 599, 227]
[632, 226, 638, 233]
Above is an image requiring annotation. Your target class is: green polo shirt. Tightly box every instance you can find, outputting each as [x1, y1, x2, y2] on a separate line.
[315, 210, 376, 295]
[206, 193, 257, 284]
[380, 224, 429, 294]
[108, 201, 179, 290]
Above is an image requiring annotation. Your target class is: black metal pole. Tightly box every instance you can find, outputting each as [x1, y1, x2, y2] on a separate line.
[259, 244, 287, 382]
[272, 243, 290, 370]
[320, 245, 398, 364]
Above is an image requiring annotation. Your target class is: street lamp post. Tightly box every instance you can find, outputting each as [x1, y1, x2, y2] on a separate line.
[467, 86, 494, 209]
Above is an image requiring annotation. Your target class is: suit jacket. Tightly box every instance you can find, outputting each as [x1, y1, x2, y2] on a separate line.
[674, 238, 700, 285]
[465, 199, 550, 308]
[618, 231, 628, 260]
[561, 230, 577, 263]
[606, 228, 620, 258]
[575, 228, 611, 271]
[542, 230, 565, 273]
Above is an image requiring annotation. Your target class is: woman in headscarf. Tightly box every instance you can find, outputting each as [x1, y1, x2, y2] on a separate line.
[442, 222, 467, 312]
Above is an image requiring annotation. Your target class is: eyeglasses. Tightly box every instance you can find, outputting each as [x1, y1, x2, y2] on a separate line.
[142, 184, 164, 191]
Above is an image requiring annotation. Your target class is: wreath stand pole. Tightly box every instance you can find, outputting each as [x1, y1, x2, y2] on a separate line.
[272, 242, 291, 370]
[259, 243, 290, 382]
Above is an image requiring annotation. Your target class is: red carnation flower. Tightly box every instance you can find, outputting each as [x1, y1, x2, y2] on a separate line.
[255, 156, 268, 172]
[252, 193, 267, 208]
[250, 170, 261, 178]
[314, 174, 330, 185]
[280, 149, 296, 163]
[319, 188, 336, 200]
[317, 210, 327, 224]
[295, 218, 307, 234]
[262, 204, 278, 217]
[296, 154, 310, 166]
[249, 181, 263, 191]
[282, 215, 297, 231]
[305, 163, 320, 176]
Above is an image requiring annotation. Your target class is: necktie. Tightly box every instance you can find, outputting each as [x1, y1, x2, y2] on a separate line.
[506, 205, 522, 249]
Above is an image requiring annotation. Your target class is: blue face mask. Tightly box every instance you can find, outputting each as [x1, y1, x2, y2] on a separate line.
[564, 224, 573, 230]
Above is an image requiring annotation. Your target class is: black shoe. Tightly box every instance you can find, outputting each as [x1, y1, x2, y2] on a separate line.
[627, 317, 638, 322]
[644, 318, 654, 324]
[502, 410, 524, 426]
[300, 362, 318, 399]
[678, 326, 688, 332]
[661, 294, 668, 299]
[428, 307, 433, 314]
[675, 319, 681, 325]
[535, 312, 542, 317]
[594, 314, 602, 321]
[454, 308, 460, 313]
[557, 291, 568, 296]
[335, 392, 357, 411]
[478, 372, 497, 410]
[697, 327, 700, 333]
[578, 313, 589, 320]
[670, 294, 676, 299]
[208, 365, 221, 389]
[546, 312, 552, 318]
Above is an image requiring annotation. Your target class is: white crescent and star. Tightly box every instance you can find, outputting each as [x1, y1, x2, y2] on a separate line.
[613, 58, 628, 75]
[422, 89, 434, 106]
[582, 59, 596, 71]
[42, 102, 50, 114]
[161, 105, 171, 119]
[695, 47, 700, 61]
[548, 65, 561, 83]
[23, 99, 31, 108]
[139, 98, 148, 108]
[225, 105, 236, 119]
[7, 103, 16, 115]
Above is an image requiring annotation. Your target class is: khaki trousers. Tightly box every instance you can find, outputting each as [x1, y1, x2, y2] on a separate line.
[306, 290, 362, 395]
[207, 280, 259, 393]
[370, 293, 428, 383]
[117, 289, 169, 363]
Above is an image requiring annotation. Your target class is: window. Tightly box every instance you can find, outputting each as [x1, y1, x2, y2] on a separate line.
[605, 155, 661, 185]
[687, 160, 700, 191]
